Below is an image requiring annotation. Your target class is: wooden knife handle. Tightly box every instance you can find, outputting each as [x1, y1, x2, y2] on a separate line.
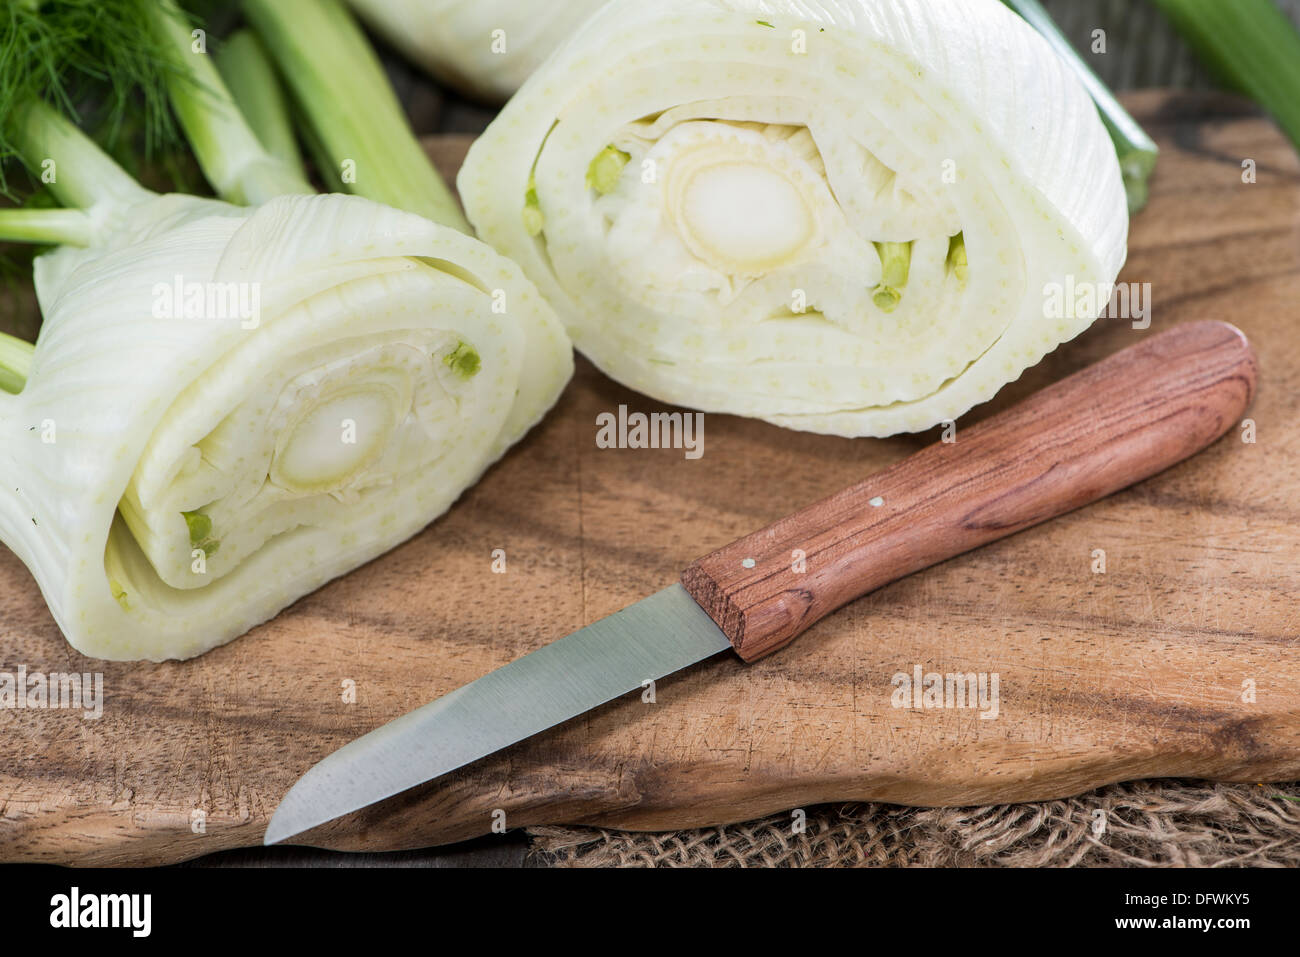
[681, 321, 1258, 662]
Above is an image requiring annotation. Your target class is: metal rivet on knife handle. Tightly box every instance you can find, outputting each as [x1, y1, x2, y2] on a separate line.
[681, 320, 1259, 663]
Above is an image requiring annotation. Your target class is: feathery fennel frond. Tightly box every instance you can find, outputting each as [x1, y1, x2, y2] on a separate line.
[0, 0, 190, 192]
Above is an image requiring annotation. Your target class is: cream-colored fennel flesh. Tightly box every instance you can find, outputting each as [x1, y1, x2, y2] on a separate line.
[0, 190, 572, 661]
[345, 0, 608, 101]
[459, 0, 1129, 437]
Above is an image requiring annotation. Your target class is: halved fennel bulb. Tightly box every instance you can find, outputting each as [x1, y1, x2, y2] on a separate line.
[0, 192, 572, 661]
[459, 0, 1130, 437]
[345, 0, 608, 101]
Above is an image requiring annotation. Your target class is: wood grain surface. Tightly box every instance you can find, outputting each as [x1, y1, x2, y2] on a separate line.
[2, 91, 1298, 865]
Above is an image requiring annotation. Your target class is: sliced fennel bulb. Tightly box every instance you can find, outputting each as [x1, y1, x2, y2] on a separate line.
[459, 0, 1130, 437]
[0, 4, 573, 661]
[0, 189, 570, 662]
[345, 0, 608, 101]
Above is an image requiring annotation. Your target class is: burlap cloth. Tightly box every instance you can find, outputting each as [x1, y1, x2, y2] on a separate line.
[523, 0, 1300, 868]
[528, 783, 1300, 867]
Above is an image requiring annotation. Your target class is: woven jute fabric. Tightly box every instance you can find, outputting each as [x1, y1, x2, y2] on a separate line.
[528, 782, 1300, 867]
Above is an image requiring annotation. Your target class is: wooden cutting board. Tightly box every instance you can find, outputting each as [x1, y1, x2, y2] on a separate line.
[2, 91, 1298, 866]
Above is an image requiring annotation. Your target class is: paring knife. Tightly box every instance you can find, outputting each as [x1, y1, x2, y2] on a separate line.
[265, 320, 1257, 845]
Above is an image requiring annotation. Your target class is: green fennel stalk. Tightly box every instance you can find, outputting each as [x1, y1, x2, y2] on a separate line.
[214, 29, 304, 172]
[1001, 0, 1159, 213]
[147, 0, 313, 204]
[0, 0, 310, 230]
[244, 0, 471, 232]
[0, 329, 32, 394]
[0, 204, 94, 247]
[1151, 0, 1300, 153]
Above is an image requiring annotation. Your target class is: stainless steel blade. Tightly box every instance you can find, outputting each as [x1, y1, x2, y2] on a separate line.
[264, 584, 732, 845]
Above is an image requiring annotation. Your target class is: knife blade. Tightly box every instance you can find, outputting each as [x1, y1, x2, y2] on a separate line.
[266, 320, 1257, 845]
[264, 585, 729, 845]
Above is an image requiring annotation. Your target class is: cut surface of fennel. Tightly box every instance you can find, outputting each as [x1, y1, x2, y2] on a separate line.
[458, 0, 1129, 437]
[0, 192, 572, 661]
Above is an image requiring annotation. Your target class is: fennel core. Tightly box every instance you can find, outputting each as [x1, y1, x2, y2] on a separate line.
[586, 145, 631, 195]
[871, 241, 914, 313]
[523, 174, 544, 237]
[524, 144, 631, 237]
[947, 232, 968, 282]
[183, 510, 220, 557]
[443, 341, 482, 380]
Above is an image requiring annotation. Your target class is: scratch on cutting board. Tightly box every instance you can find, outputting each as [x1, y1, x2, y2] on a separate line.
[575, 396, 590, 749]
[574, 402, 589, 629]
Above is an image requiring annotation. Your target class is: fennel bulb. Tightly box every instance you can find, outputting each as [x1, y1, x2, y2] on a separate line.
[459, 0, 1130, 437]
[345, 0, 609, 101]
[0, 189, 570, 662]
[0, 6, 572, 661]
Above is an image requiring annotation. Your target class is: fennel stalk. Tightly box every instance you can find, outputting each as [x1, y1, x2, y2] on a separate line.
[244, 0, 470, 232]
[1151, 0, 1300, 154]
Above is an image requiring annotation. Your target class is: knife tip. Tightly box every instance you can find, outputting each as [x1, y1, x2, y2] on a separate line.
[262, 818, 293, 846]
[263, 795, 314, 846]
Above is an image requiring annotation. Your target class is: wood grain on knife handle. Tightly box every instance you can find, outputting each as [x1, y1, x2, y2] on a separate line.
[681, 320, 1259, 662]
